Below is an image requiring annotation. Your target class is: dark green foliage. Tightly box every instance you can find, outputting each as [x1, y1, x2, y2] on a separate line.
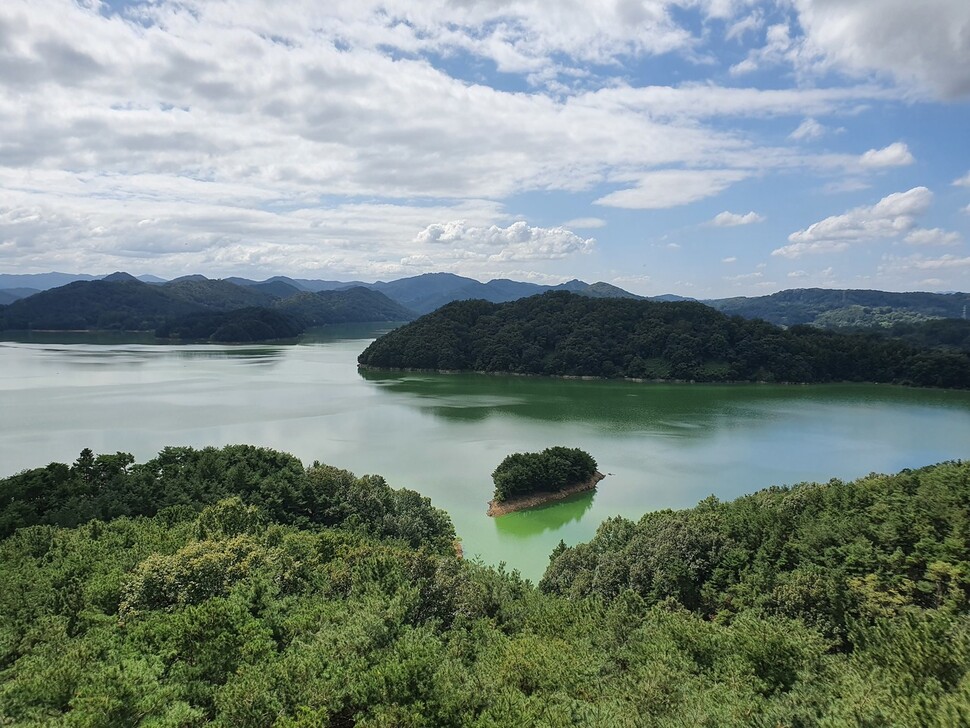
[358, 291, 970, 388]
[880, 318, 970, 353]
[0, 445, 455, 551]
[2, 454, 970, 725]
[0, 277, 413, 338]
[155, 307, 303, 342]
[0, 279, 202, 331]
[492, 447, 598, 502]
[275, 286, 416, 326]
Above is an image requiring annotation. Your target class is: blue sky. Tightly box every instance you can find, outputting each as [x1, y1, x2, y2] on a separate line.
[1, 0, 968, 296]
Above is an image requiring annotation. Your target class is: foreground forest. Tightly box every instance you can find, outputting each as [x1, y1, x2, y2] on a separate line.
[2, 446, 969, 725]
[358, 292, 970, 388]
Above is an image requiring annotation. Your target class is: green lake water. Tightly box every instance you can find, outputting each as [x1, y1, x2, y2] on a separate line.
[3, 325, 970, 581]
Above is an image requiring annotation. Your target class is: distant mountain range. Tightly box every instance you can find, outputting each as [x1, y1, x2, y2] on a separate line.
[0, 274, 415, 340]
[705, 288, 970, 328]
[2, 271, 969, 341]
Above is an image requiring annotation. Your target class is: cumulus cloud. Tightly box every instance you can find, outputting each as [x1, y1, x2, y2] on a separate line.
[413, 221, 595, 262]
[710, 210, 765, 226]
[793, 0, 970, 100]
[773, 186, 933, 257]
[722, 256, 737, 263]
[0, 0, 962, 282]
[595, 170, 750, 209]
[858, 142, 915, 169]
[953, 172, 970, 187]
[904, 228, 961, 246]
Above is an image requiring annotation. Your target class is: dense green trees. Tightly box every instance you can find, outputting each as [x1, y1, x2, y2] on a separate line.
[0, 278, 414, 340]
[492, 447, 598, 502]
[358, 291, 970, 388]
[541, 460, 970, 646]
[0, 445, 455, 551]
[2, 449, 970, 724]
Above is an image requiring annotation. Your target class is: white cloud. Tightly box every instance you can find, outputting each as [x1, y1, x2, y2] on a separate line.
[413, 220, 595, 262]
[904, 228, 961, 246]
[726, 11, 765, 42]
[859, 142, 915, 169]
[722, 256, 737, 263]
[789, 118, 825, 141]
[793, 0, 970, 100]
[0, 0, 962, 282]
[787, 270, 808, 278]
[911, 255, 970, 270]
[730, 22, 796, 76]
[773, 186, 933, 257]
[562, 217, 606, 229]
[710, 210, 765, 226]
[724, 271, 764, 281]
[953, 172, 970, 187]
[595, 170, 750, 209]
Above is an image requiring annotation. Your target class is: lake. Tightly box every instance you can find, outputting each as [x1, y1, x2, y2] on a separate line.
[3, 325, 970, 581]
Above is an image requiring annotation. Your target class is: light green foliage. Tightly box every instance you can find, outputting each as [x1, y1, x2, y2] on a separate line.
[2, 450, 970, 724]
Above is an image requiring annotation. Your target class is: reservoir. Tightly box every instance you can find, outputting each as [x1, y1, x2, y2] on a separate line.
[3, 325, 970, 581]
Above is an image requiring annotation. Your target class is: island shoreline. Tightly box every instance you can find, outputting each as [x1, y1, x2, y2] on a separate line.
[487, 471, 606, 517]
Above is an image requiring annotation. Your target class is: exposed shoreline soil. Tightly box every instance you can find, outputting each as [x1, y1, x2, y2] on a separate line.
[487, 471, 605, 517]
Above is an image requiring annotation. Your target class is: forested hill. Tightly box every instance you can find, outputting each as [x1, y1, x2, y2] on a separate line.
[357, 291, 970, 388]
[541, 460, 970, 646]
[706, 287, 970, 327]
[3, 448, 970, 724]
[0, 276, 415, 339]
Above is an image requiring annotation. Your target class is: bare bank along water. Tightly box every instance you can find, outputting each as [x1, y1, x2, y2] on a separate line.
[2, 324, 970, 581]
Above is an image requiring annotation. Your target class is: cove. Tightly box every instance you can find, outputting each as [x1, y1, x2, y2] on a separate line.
[2, 325, 970, 581]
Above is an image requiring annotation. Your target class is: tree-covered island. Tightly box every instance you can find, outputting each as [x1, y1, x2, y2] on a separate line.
[357, 291, 970, 388]
[488, 446, 603, 516]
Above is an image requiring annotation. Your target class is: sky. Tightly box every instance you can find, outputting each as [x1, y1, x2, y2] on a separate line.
[1, 0, 969, 297]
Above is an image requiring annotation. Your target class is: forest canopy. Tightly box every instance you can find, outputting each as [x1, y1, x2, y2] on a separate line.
[2, 448, 970, 725]
[357, 291, 970, 388]
[491, 447, 598, 502]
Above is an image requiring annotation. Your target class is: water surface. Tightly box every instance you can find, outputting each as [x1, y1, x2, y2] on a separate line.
[3, 327, 969, 580]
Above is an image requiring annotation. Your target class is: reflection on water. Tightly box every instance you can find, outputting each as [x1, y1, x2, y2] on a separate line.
[492, 490, 596, 537]
[359, 368, 970, 437]
[0, 342, 286, 367]
[299, 322, 404, 344]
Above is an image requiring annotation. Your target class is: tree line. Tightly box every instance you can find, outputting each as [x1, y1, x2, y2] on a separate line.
[358, 291, 970, 388]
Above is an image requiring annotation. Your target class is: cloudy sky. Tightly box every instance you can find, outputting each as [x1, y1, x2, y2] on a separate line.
[1, 0, 968, 296]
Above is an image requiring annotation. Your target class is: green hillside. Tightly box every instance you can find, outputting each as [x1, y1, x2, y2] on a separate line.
[276, 286, 416, 326]
[1, 448, 968, 725]
[358, 291, 970, 388]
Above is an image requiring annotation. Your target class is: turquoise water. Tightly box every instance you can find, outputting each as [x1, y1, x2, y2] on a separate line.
[3, 326, 969, 581]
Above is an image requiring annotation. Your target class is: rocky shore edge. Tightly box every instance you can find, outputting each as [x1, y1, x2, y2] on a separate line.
[487, 471, 605, 517]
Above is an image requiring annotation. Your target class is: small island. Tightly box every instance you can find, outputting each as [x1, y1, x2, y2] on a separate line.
[487, 446, 604, 516]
